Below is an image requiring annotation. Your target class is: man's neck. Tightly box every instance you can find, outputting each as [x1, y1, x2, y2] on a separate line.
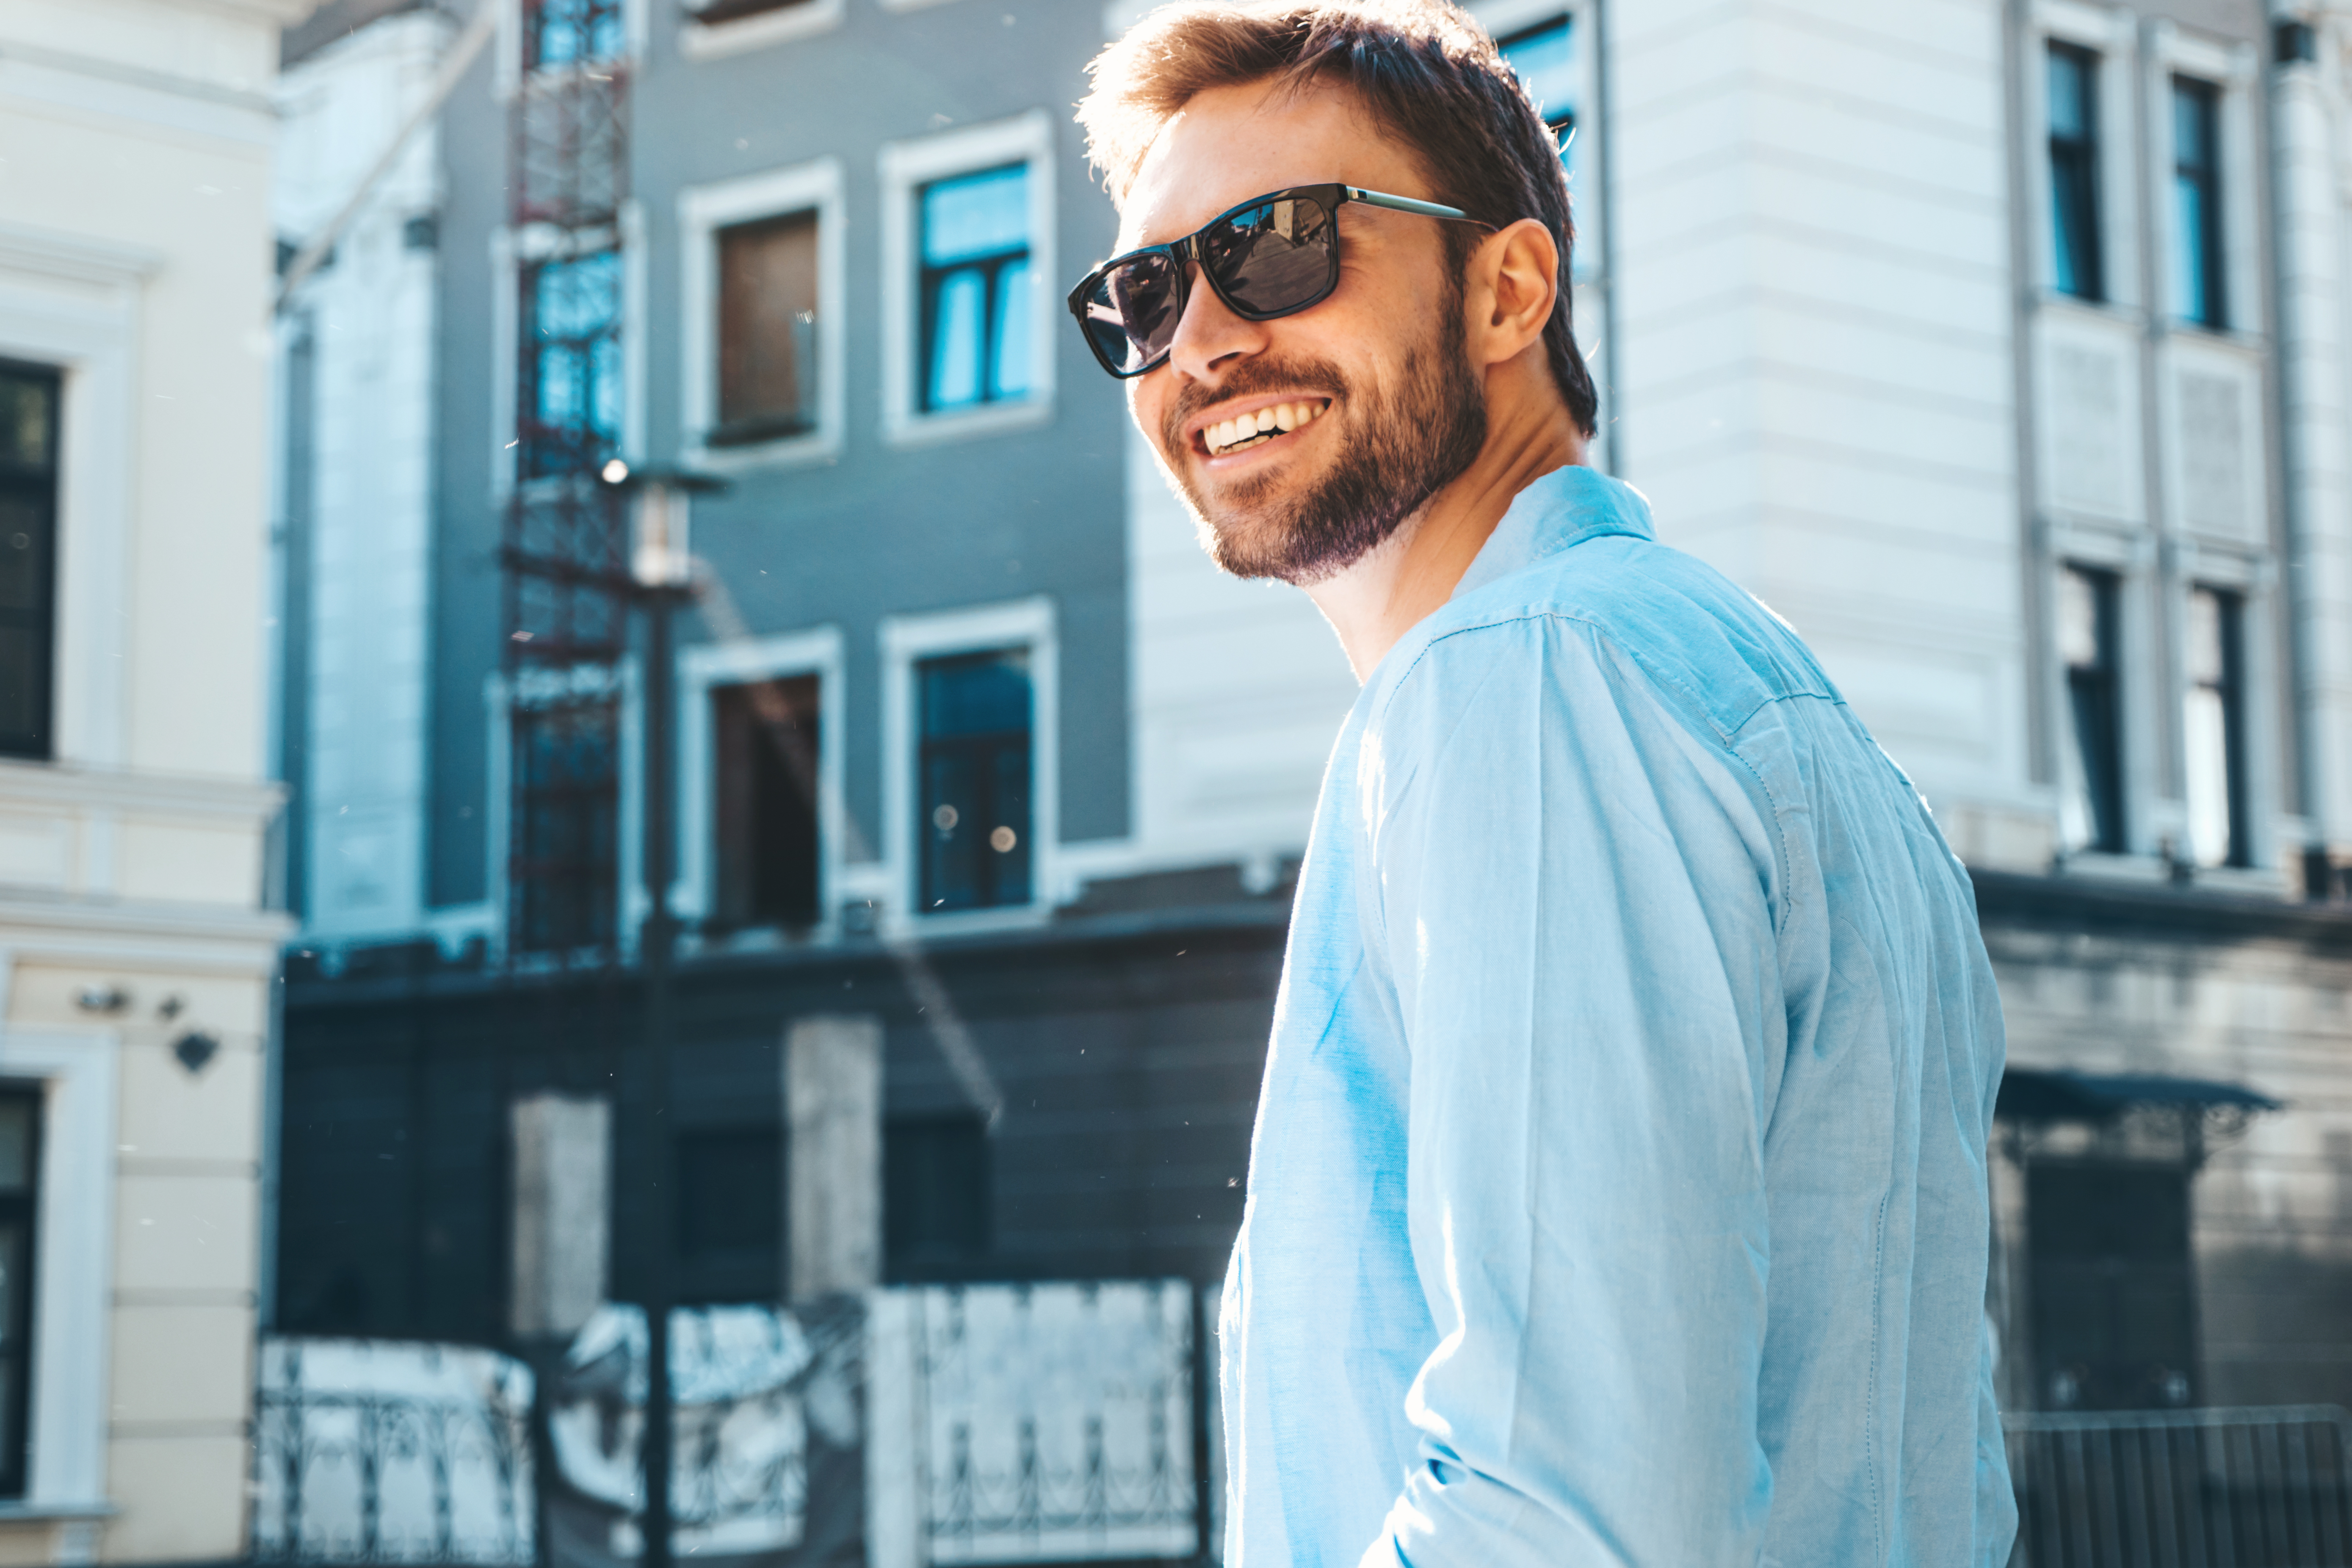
[1304, 377, 1587, 681]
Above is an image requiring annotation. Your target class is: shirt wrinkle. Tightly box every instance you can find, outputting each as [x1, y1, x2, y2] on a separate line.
[1221, 466, 2015, 1568]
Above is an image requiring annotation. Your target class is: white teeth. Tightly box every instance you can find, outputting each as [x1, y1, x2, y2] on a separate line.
[1205, 399, 1328, 454]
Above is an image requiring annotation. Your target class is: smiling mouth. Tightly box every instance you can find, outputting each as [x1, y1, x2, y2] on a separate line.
[1200, 398, 1330, 456]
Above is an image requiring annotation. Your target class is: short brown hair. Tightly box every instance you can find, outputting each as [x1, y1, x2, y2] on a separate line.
[1076, 0, 1598, 435]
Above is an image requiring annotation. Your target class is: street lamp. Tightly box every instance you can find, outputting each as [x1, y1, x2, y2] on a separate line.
[601, 458, 725, 1568]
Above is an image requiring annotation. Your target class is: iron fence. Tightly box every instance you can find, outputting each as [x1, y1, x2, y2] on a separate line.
[2007, 1404, 2352, 1568]
[252, 1340, 536, 1565]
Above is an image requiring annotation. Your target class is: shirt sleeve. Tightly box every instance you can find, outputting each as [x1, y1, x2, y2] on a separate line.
[1355, 614, 1784, 1567]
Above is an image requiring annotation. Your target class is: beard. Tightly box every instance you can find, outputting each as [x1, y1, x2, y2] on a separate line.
[1155, 297, 1488, 585]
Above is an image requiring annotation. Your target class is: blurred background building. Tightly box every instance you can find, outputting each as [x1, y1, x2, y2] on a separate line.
[0, 0, 312, 1561]
[257, 0, 2352, 1558]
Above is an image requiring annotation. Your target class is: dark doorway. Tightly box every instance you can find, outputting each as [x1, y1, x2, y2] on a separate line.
[2029, 1160, 2199, 1410]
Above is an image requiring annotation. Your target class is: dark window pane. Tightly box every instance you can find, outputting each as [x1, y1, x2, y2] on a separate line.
[918, 165, 1031, 413]
[677, 1129, 782, 1260]
[2028, 1162, 2197, 1410]
[716, 211, 820, 445]
[884, 1115, 990, 1273]
[712, 677, 821, 929]
[525, 0, 622, 69]
[0, 373, 53, 472]
[2048, 44, 2103, 301]
[521, 251, 622, 481]
[2059, 566, 2124, 855]
[691, 0, 819, 20]
[1498, 17, 1577, 152]
[0, 1088, 42, 1498]
[917, 650, 1032, 913]
[2172, 77, 2225, 327]
[513, 700, 619, 952]
[0, 497, 50, 618]
[0, 368, 57, 760]
[0, 1103, 32, 1195]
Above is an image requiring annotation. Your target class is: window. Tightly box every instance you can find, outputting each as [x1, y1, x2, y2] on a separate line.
[524, 0, 623, 69]
[1498, 16, 1576, 152]
[676, 1126, 782, 1303]
[2171, 77, 2226, 329]
[919, 165, 1033, 413]
[2028, 1161, 2197, 1410]
[2059, 566, 2125, 855]
[511, 698, 620, 952]
[884, 1114, 989, 1274]
[712, 676, 821, 929]
[713, 212, 819, 446]
[2183, 587, 2247, 868]
[0, 1089, 39, 1499]
[519, 249, 622, 481]
[687, 0, 811, 21]
[0, 365, 59, 760]
[2047, 42, 2103, 302]
[918, 650, 1032, 913]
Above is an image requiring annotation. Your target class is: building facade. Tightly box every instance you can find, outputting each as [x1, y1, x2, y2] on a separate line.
[0, 0, 310, 1559]
[275, 0, 2352, 1441]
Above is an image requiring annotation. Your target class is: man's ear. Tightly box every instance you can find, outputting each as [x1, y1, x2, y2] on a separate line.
[1466, 218, 1559, 369]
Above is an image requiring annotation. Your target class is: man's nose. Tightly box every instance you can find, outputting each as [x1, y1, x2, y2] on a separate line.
[1166, 263, 1269, 382]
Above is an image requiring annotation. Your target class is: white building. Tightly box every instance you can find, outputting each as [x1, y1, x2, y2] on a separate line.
[0, 0, 310, 1559]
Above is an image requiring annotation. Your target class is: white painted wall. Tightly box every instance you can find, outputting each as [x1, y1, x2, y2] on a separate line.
[0, 0, 309, 1558]
[275, 11, 451, 941]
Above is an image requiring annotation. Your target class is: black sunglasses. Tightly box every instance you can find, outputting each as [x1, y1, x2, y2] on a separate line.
[1066, 183, 1487, 379]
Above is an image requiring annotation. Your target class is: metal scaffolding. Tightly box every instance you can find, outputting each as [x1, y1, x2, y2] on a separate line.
[501, 0, 631, 956]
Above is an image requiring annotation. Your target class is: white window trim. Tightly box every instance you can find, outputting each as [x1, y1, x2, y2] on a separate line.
[678, 159, 847, 475]
[2027, 1, 2142, 311]
[680, 0, 846, 56]
[2146, 23, 2262, 342]
[0, 222, 159, 771]
[483, 659, 643, 967]
[0, 1021, 119, 1511]
[878, 111, 1057, 448]
[677, 626, 846, 944]
[879, 597, 1058, 937]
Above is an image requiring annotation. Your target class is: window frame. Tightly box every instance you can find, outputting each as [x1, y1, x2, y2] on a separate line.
[678, 0, 844, 59]
[2045, 39, 2105, 303]
[484, 658, 643, 967]
[2058, 561, 2128, 858]
[678, 160, 846, 474]
[0, 1029, 119, 1511]
[2145, 25, 2258, 341]
[878, 597, 1058, 934]
[2168, 74, 2227, 330]
[677, 626, 846, 947]
[878, 112, 1056, 448]
[2181, 583, 2250, 870]
[2030, 1, 2139, 312]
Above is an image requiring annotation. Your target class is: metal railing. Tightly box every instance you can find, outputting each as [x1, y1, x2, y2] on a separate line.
[2007, 1405, 2352, 1568]
[252, 1340, 537, 1565]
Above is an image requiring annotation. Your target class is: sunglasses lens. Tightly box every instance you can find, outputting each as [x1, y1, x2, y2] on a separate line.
[1083, 251, 1183, 375]
[1203, 195, 1334, 315]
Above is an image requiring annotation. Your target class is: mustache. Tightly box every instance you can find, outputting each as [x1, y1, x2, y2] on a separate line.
[1160, 357, 1348, 452]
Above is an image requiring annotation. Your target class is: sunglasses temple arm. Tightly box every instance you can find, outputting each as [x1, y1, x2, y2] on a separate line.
[1345, 186, 1479, 224]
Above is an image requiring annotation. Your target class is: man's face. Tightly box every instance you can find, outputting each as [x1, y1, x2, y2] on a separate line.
[1118, 80, 1487, 584]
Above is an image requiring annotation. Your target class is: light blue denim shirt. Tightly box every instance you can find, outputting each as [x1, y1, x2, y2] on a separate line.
[1219, 466, 2015, 1567]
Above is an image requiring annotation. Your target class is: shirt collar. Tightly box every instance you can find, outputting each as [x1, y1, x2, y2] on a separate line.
[1451, 463, 1656, 600]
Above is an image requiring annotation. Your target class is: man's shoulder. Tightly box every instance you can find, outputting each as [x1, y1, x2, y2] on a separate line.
[1380, 531, 1843, 747]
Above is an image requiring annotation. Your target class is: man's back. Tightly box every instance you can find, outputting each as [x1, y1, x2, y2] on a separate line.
[1222, 466, 2015, 1566]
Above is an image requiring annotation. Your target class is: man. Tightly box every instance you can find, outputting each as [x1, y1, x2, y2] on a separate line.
[1070, 2, 2015, 1563]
